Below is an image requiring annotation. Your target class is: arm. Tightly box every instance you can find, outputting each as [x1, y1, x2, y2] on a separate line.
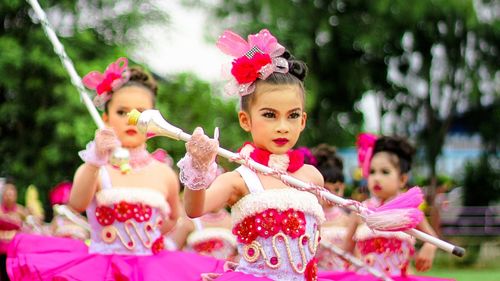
[414, 218, 438, 271]
[69, 164, 100, 212]
[343, 212, 360, 253]
[161, 167, 181, 234]
[184, 171, 240, 218]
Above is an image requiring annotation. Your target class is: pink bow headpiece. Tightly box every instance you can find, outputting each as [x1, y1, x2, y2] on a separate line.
[216, 29, 289, 96]
[82, 57, 130, 108]
[356, 133, 378, 178]
[49, 181, 73, 206]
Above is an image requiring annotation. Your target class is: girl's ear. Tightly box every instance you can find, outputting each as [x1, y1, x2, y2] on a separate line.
[238, 111, 251, 132]
[102, 112, 109, 123]
[300, 112, 307, 132]
[399, 173, 409, 189]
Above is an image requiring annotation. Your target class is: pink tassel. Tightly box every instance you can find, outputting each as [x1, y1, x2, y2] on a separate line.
[364, 187, 425, 231]
[376, 187, 424, 211]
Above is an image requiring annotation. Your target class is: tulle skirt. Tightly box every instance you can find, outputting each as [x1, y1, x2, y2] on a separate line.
[7, 233, 225, 281]
[318, 271, 456, 281]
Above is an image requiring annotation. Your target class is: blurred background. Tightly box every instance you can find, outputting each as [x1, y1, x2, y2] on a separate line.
[0, 0, 498, 279]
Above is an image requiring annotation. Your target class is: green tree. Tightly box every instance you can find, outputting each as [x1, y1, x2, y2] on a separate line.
[0, 0, 165, 206]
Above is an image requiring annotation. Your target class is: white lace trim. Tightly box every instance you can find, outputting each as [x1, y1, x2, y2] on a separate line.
[354, 223, 415, 242]
[186, 227, 237, 246]
[231, 188, 325, 225]
[96, 187, 170, 216]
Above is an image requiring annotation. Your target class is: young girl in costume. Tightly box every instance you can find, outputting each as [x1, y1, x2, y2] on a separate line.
[178, 29, 326, 281]
[338, 134, 453, 281]
[170, 207, 237, 261]
[312, 144, 351, 271]
[7, 58, 224, 281]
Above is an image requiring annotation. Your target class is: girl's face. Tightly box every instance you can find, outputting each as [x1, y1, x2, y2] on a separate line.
[322, 181, 345, 208]
[2, 184, 17, 205]
[367, 152, 408, 201]
[103, 86, 154, 148]
[238, 83, 306, 155]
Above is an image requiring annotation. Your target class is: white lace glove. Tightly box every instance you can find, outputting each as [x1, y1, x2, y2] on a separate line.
[177, 127, 219, 190]
[79, 128, 121, 167]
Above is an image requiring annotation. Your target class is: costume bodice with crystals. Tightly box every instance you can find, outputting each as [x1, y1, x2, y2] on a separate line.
[185, 211, 237, 260]
[231, 166, 325, 281]
[86, 167, 170, 255]
[354, 197, 415, 276]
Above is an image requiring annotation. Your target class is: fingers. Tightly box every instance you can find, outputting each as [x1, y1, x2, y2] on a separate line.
[95, 128, 120, 154]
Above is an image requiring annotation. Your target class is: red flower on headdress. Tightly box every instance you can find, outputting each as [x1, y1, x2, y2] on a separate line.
[231, 53, 272, 84]
[83, 57, 129, 96]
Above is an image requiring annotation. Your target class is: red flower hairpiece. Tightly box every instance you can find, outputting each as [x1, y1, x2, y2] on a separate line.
[82, 57, 130, 109]
[217, 29, 289, 96]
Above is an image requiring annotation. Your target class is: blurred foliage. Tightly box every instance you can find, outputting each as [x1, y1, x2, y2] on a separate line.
[463, 154, 500, 206]
[198, 0, 499, 202]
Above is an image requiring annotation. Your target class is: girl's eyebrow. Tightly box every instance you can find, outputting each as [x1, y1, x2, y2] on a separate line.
[118, 106, 146, 112]
[258, 107, 302, 113]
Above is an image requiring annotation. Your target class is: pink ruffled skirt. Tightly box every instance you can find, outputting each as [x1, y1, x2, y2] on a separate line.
[7, 234, 225, 281]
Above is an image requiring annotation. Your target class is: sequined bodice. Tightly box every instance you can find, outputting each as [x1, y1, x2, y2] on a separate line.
[231, 188, 324, 281]
[186, 227, 237, 260]
[354, 198, 415, 276]
[87, 187, 170, 255]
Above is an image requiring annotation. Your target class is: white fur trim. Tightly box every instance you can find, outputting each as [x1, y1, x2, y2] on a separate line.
[96, 188, 170, 216]
[186, 228, 237, 246]
[354, 223, 415, 242]
[231, 189, 325, 225]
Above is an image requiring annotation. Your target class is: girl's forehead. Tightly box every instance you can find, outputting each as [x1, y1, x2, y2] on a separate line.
[371, 152, 398, 167]
[252, 84, 304, 108]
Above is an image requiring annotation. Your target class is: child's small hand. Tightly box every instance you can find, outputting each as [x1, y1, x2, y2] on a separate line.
[415, 243, 436, 272]
[95, 128, 120, 157]
[186, 127, 219, 171]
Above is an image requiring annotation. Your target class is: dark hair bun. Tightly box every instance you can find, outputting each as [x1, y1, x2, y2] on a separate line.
[312, 143, 343, 171]
[128, 67, 158, 95]
[373, 136, 415, 173]
[282, 50, 308, 82]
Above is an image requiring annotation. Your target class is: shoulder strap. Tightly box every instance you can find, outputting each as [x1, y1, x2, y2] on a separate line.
[99, 167, 113, 190]
[236, 165, 264, 193]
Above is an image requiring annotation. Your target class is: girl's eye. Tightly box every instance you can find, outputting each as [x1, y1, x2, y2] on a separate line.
[382, 169, 390, 175]
[369, 169, 375, 174]
[289, 112, 300, 119]
[262, 112, 275, 118]
[117, 110, 128, 116]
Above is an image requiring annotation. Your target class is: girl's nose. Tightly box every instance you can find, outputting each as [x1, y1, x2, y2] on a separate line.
[276, 118, 289, 133]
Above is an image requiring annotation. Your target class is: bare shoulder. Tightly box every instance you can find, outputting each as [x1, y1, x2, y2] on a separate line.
[152, 160, 177, 179]
[299, 164, 324, 186]
[212, 170, 247, 205]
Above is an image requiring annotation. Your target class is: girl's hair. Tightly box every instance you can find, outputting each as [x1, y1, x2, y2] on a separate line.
[373, 136, 415, 174]
[313, 143, 345, 183]
[241, 50, 308, 112]
[105, 67, 158, 112]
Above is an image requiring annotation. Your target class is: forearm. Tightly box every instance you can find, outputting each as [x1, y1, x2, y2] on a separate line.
[69, 164, 100, 212]
[183, 189, 207, 218]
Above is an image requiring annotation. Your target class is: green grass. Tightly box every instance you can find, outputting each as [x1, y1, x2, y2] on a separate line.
[421, 268, 500, 281]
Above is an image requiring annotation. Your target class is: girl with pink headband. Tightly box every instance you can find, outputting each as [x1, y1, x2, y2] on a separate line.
[335, 134, 454, 281]
[7, 59, 224, 280]
[179, 28, 327, 281]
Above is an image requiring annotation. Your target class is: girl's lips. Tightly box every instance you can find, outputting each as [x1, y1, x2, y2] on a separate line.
[273, 138, 289, 146]
[374, 185, 382, 191]
[126, 129, 137, 136]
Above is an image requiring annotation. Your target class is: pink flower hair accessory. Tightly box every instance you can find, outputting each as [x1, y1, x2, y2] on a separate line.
[216, 29, 289, 96]
[82, 57, 130, 109]
[356, 133, 378, 178]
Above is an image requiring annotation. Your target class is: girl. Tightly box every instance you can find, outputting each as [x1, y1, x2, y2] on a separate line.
[312, 144, 351, 271]
[170, 207, 237, 261]
[7, 58, 224, 280]
[178, 29, 326, 281]
[338, 134, 453, 281]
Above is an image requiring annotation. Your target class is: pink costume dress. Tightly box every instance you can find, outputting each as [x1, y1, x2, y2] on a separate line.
[213, 166, 326, 281]
[7, 167, 224, 281]
[316, 207, 351, 271]
[327, 197, 455, 281]
[185, 211, 238, 261]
